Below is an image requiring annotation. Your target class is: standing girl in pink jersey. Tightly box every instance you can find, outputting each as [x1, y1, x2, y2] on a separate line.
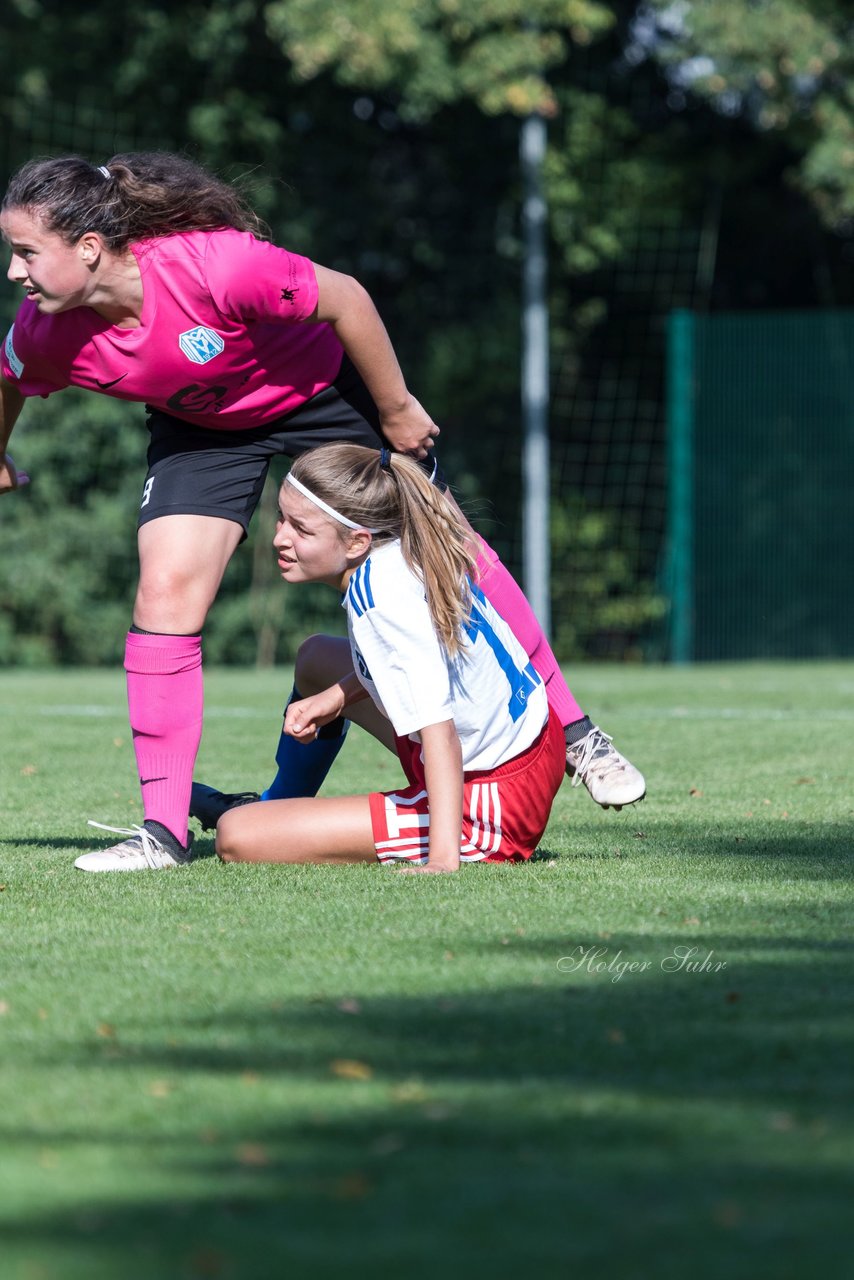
[209, 443, 567, 872]
[0, 152, 643, 872]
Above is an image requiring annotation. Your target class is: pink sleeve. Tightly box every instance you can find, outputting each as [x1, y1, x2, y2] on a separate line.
[203, 230, 320, 325]
[2, 308, 67, 396]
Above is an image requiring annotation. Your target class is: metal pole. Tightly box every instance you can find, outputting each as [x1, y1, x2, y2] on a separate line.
[520, 113, 551, 633]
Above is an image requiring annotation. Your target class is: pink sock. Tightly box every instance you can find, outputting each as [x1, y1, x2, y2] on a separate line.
[124, 631, 203, 847]
[474, 539, 583, 727]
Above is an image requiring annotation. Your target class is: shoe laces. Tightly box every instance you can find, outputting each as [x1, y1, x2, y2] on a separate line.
[87, 821, 169, 870]
[567, 727, 614, 787]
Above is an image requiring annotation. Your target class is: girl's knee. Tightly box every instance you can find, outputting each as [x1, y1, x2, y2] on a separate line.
[294, 633, 347, 694]
[216, 811, 247, 862]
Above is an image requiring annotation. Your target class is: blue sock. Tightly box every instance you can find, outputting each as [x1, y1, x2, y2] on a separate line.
[261, 686, 349, 800]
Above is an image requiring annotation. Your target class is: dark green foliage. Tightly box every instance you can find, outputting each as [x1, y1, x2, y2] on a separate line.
[1, 2, 853, 664]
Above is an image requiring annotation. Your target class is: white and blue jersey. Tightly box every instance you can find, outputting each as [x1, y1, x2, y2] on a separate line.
[344, 540, 547, 771]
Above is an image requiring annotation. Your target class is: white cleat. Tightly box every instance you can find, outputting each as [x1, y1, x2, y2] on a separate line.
[74, 822, 193, 872]
[565, 727, 646, 810]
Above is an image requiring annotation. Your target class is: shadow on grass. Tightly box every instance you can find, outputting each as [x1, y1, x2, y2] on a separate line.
[4, 938, 853, 1279]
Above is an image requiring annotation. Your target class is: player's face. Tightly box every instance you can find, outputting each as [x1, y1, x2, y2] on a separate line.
[0, 207, 95, 313]
[274, 485, 359, 588]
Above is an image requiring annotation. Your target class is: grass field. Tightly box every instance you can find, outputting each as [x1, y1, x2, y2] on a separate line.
[1, 661, 852, 1280]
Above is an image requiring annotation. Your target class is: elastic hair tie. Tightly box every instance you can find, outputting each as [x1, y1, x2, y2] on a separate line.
[379, 447, 392, 471]
[98, 165, 111, 179]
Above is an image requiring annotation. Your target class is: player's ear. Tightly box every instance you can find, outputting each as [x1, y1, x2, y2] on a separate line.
[346, 529, 373, 562]
[78, 231, 104, 266]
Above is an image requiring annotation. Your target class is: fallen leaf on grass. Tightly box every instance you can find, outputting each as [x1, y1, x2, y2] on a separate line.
[337, 998, 361, 1015]
[795, 777, 815, 785]
[236, 1143, 270, 1167]
[0, 1001, 9, 1016]
[188, 1248, 228, 1278]
[330, 1058, 373, 1081]
[331, 1172, 373, 1200]
[21, 765, 37, 776]
[689, 788, 703, 798]
[712, 1200, 743, 1229]
[96, 1022, 116, 1039]
[391, 1079, 428, 1103]
[146, 1079, 173, 1098]
[683, 916, 701, 926]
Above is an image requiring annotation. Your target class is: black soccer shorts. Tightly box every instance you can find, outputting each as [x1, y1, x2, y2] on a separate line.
[138, 354, 442, 538]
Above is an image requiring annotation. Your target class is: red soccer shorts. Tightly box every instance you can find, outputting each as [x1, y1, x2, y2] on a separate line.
[369, 707, 565, 864]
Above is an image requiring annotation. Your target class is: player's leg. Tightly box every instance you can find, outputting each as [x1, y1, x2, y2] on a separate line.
[216, 794, 377, 864]
[443, 493, 646, 809]
[75, 416, 273, 873]
[262, 634, 395, 800]
[191, 636, 397, 829]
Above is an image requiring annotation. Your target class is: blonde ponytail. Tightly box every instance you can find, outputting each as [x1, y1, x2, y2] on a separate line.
[289, 444, 476, 655]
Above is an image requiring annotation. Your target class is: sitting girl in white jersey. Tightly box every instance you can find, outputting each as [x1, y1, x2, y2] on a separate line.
[212, 442, 566, 873]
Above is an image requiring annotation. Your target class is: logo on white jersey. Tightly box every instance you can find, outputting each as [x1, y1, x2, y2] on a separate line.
[178, 326, 224, 365]
[4, 326, 23, 379]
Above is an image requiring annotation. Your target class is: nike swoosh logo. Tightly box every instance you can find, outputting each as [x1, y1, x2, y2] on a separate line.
[96, 373, 129, 390]
[140, 776, 168, 786]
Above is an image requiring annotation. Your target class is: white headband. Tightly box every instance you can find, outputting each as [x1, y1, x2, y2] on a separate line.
[98, 166, 111, 179]
[285, 472, 379, 533]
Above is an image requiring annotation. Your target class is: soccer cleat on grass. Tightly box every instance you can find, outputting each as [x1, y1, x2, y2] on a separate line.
[190, 782, 261, 831]
[74, 821, 194, 872]
[565, 727, 646, 810]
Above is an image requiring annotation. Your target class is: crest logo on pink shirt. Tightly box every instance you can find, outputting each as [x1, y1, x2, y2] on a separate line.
[178, 326, 225, 365]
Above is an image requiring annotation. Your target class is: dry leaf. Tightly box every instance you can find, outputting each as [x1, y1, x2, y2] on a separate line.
[712, 1201, 743, 1229]
[146, 1079, 173, 1098]
[236, 1142, 270, 1167]
[96, 1022, 116, 1039]
[332, 1172, 373, 1200]
[337, 998, 361, 1015]
[0, 1001, 9, 1016]
[21, 764, 37, 776]
[689, 787, 702, 798]
[795, 777, 815, 785]
[683, 916, 701, 926]
[391, 1079, 428, 1103]
[330, 1058, 373, 1081]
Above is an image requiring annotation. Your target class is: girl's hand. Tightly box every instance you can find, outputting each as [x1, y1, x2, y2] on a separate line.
[284, 685, 346, 743]
[379, 394, 440, 459]
[0, 453, 29, 494]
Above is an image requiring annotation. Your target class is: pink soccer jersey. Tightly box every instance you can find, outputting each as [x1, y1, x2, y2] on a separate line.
[1, 229, 345, 430]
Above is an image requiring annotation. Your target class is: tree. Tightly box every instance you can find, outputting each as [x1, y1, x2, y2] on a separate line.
[643, 0, 854, 227]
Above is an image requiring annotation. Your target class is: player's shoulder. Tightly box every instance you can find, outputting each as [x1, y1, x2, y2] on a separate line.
[346, 541, 422, 619]
[6, 298, 67, 353]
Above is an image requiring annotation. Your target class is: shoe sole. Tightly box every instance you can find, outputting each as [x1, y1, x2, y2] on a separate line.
[600, 792, 646, 812]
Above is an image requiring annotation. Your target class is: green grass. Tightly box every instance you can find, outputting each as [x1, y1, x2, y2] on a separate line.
[1, 661, 852, 1280]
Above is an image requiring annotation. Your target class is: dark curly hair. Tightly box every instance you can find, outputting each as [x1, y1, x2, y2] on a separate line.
[2, 152, 268, 250]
